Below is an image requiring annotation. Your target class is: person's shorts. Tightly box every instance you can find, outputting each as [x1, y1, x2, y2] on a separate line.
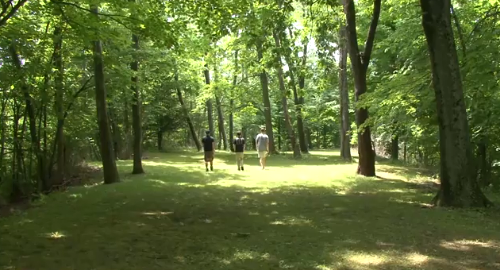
[235, 152, 244, 159]
[258, 151, 267, 158]
[204, 151, 214, 162]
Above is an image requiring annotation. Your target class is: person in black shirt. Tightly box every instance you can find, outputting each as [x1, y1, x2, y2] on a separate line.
[233, 131, 245, 171]
[201, 130, 215, 172]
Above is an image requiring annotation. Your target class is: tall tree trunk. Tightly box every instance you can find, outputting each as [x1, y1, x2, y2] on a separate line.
[420, 0, 490, 207]
[391, 135, 399, 161]
[130, 14, 144, 174]
[215, 95, 227, 150]
[229, 50, 238, 152]
[273, 30, 300, 158]
[157, 129, 163, 151]
[283, 28, 308, 153]
[203, 63, 214, 136]
[295, 43, 309, 153]
[256, 40, 276, 154]
[90, 4, 120, 184]
[338, 24, 352, 160]
[175, 74, 202, 151]
[9, 45, 47, 191]
[343, 0, 380, 176]
[52, 23, 65, 185]
[476, 140, 491, 187]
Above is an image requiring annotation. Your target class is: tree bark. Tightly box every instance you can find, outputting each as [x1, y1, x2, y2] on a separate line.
[391, 135, 399, 161]
[338, 24, 352, 160]
[273, 30, 301, 158]
[175, 74, 201, 151]
[256, 40, 276, 154]
[52, 23, 65, 185]
[420, 0, 490, 207]
[214, 95, 227, 150]
[343, 0, 380, 176]
[283, 28, 308, 153]
[90, 4, 120, 184]
[203, 63, 214, 136]
[130, 12, 144, 174]
[9, 45, 47, 191]
[229, 50, 238, 152]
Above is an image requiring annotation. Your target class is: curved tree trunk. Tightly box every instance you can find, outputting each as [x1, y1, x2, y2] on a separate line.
[90, 4, 120, 184]
[420, 0, 490, 207]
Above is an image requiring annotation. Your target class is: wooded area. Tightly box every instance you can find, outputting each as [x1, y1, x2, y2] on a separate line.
[0, 0, 499, 208]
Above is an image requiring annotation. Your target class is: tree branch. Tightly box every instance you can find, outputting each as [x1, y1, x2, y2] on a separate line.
[362, 0, 381, 69]
[466, 7, 500, 43]
[0, 0, 28, 28]
[451, 4, 466, 58]
[53, 1, 139, 20]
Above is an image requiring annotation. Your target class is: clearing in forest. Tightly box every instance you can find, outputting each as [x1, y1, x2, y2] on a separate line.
[0, 151, 499, 270]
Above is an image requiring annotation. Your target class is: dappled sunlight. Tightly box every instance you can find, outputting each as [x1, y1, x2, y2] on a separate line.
[3, 151, 500, 270]
[217, 250, 273, 266]
[440, 239, 500, 251]
[346, 252, 387, 266]
[141, 211, 173, 216]
[44, 231, 66, 239]
[270, 216, 313, 226]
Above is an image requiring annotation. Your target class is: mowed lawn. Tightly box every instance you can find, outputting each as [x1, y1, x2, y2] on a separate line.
[1, 150, 499, 270]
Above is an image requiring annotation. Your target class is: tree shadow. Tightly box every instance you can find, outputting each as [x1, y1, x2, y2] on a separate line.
[1, 161, 499, 270]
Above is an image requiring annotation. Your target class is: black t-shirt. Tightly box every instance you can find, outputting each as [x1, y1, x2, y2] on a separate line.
[233, 137, 245, 152]
[202, 136, 214, 151]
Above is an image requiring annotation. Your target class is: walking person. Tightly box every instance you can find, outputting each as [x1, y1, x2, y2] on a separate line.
[255, 127, 269, 170]
[201, 130, 215, 172]
[233, 131, 246, 171]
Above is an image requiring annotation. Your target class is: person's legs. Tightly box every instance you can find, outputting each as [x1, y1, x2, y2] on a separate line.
[204, 152, 209, 172]
[258, 151, 266, 169]
[240, 153, 244, 170]
[210, 152, 214, 171]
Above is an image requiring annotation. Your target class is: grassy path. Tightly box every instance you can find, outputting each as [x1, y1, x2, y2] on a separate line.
[1, 151, 499, 270]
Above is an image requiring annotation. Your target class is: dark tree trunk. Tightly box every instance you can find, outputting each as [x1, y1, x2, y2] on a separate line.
[130, 19, 144, 174]
[175, 75, 201, 151]
[295, 43, 309, 153]
[403, 141, 407, 162]
[52, 23, 65, 185]
[343, 0, 380, 176]
[306, 126, 312, 150]
[476, 141, 491, 187]
[215, 95, 227, 150]
[157, 130, 163, 151]
[229, 50, 238, 152]
[283, 28, 308, 153]
[256, 40, 276, 154]
[9, 45, 47, 191]
[391, 135, 399, 161]
[338, 24, 352, 160]
[90, 4, 120, 184]
[273, 30, 300, 158]
[203, 64, 214, 136]
[420, 0, 490, 207]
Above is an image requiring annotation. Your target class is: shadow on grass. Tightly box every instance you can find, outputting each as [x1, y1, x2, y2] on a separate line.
[1, 157, 499, 270]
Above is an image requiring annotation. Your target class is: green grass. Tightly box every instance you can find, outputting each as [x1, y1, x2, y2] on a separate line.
[1, 150, 500, 270]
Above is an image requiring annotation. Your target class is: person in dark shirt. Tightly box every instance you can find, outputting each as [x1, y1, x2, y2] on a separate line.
[201, 130, 215, 172]
[233, 131, 246, 171]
